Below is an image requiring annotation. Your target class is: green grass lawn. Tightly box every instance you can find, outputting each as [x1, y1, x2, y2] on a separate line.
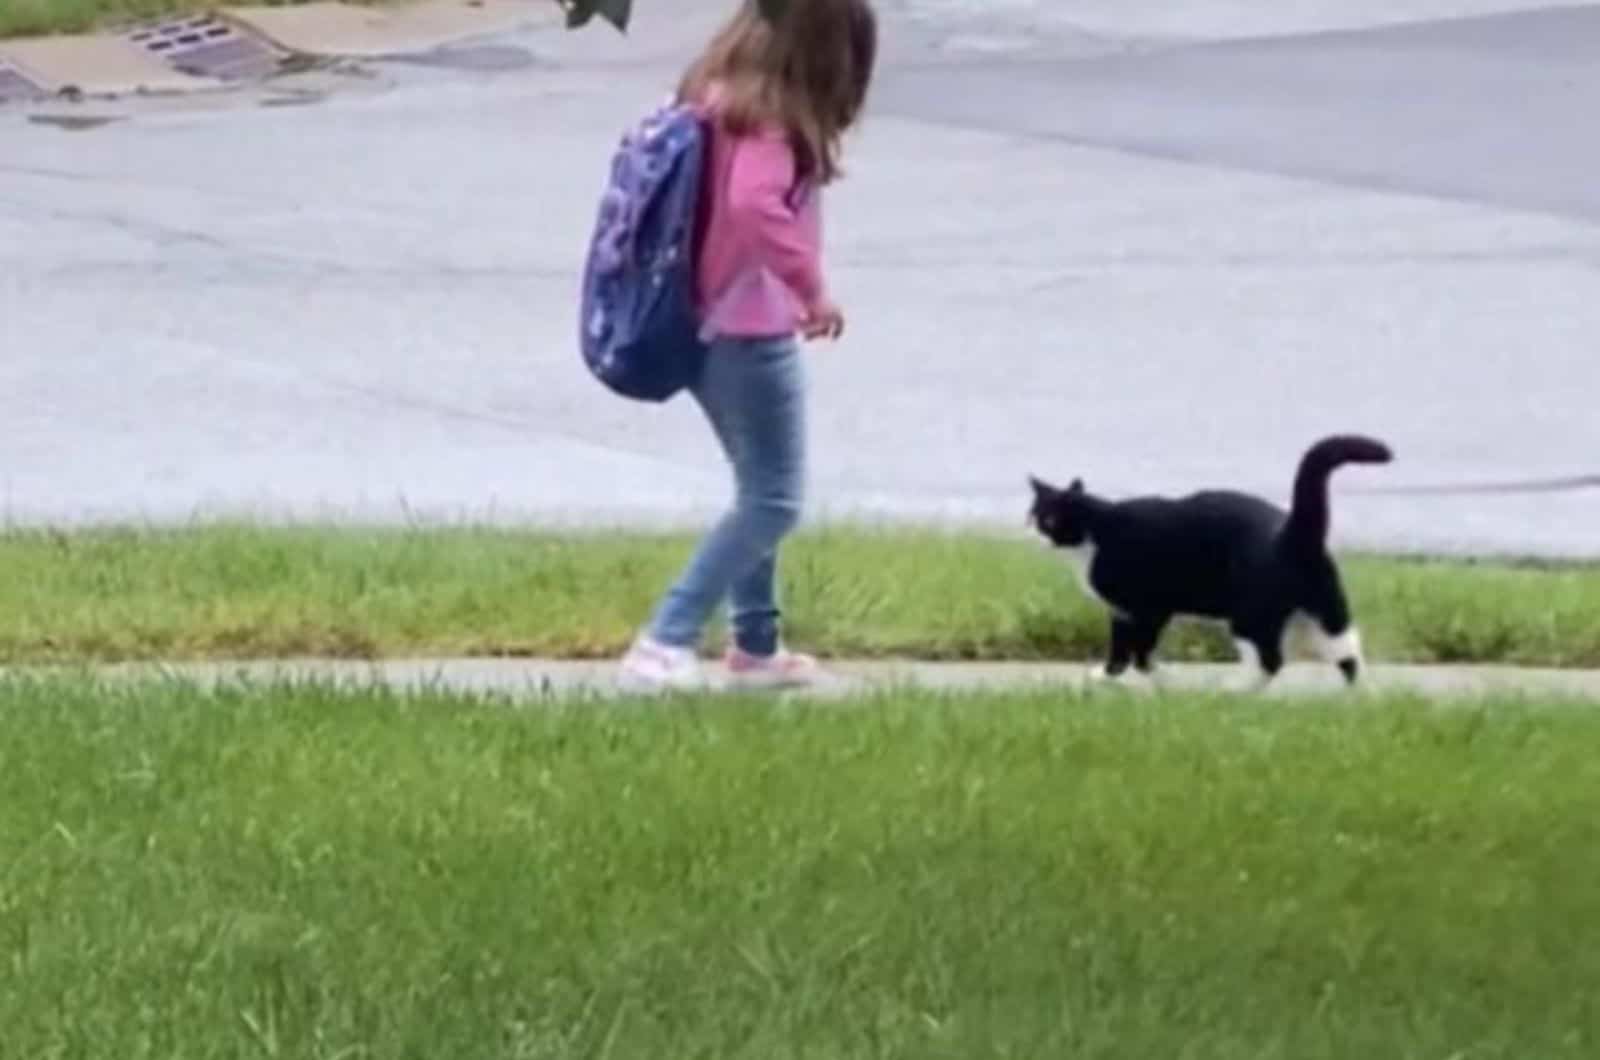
[2, 677, 1596, 1057]
[3, 0, 227, 38]
[0, 0, 394, 39]
[1, 525, 1597, 666]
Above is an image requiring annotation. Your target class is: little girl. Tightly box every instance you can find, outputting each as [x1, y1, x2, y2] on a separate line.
[620, 0, 879, 691]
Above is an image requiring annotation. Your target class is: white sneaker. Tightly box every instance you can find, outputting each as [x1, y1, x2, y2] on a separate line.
[725, 646, 822, 690]
[617, 636, 705, 693]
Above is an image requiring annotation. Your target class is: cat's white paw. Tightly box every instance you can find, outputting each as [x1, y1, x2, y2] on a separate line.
[1086, 665, 1119, 687]
[1089, 666, 1156, 694]
[1142, 664, 1171, 691]
[1126, 668, 1161, 693]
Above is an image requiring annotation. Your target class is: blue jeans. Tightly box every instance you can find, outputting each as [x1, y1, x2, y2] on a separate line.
[649, 335, 805, 656]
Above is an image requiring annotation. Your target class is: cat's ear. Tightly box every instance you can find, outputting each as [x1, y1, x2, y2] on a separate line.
[1068, 478, 1085, 494]
[1028, 475, 1054, 497]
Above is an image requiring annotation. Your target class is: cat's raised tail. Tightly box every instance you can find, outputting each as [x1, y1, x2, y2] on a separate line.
[1282, 435, 1393, 549]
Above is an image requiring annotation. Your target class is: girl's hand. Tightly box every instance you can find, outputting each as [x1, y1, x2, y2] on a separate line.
[802, 298, 845, 341]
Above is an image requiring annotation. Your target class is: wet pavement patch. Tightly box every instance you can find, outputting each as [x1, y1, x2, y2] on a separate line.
[385, 44, 542, 73]
[0, 59, 46, 103]
[28, 114, 127, 131]
[125, 14, 289, 82]
[259, 92, 328, 108]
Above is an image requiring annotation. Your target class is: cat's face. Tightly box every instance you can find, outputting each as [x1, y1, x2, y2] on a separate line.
[1028, 476, 1091, 547]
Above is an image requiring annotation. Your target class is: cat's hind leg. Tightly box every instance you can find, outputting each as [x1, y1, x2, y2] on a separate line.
[1230, 625, 1285, 693]
[1303, 572, 1365, 685]
[1312, 623, 1364, 685]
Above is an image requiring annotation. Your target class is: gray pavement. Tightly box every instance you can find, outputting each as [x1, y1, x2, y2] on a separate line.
[38, 656, 1600, 703]
[3, 0, 1598, 556]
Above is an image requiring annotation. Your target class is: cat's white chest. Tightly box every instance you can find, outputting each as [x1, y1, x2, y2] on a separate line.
[1059, 544, 1109, 608]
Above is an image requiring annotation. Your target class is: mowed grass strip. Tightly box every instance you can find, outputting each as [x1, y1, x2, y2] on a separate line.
[2, 677, 1597, 1058]
[0, 0, 413, 39]
[1, 525, 1598, 666]
[3, 0, 235, 38]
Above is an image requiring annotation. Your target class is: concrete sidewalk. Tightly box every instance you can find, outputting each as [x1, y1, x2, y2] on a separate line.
[42, 658, 1600, 702]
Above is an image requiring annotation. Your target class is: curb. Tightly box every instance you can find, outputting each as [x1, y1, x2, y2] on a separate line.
[0, 0, 559, 102]
[1, 33, 201, 99]
[231, 0, 537, 59]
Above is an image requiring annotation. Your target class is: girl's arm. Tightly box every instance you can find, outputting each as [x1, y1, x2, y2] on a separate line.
[724, 133, 825, 311]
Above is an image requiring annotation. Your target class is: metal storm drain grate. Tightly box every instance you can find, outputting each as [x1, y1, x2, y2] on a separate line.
[0, 59, 46, 103]
[126, 14, 287, 82]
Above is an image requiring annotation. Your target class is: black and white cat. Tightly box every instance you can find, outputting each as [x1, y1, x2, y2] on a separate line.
[1028, 435, 1393, 689]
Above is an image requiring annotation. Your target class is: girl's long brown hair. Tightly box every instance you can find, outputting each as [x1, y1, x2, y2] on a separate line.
[679, 0, 878, 184]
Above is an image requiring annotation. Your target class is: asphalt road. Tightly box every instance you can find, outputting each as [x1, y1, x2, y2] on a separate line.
[3, 0, 1596, 555]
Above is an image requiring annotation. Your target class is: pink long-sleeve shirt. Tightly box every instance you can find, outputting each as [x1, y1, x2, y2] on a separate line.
[695, 122, 825, 341]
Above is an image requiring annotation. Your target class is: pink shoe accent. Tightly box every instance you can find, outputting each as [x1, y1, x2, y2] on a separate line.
[725, 646, 821, 689]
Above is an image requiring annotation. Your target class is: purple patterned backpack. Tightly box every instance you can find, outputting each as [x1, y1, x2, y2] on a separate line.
[578, 101, 709, 402]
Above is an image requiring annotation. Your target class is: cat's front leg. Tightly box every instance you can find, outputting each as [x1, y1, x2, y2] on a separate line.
[1091, 617, 1159, 692]
[1132, 614, 1171, 686]
[1102, 616, 1136, 679]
